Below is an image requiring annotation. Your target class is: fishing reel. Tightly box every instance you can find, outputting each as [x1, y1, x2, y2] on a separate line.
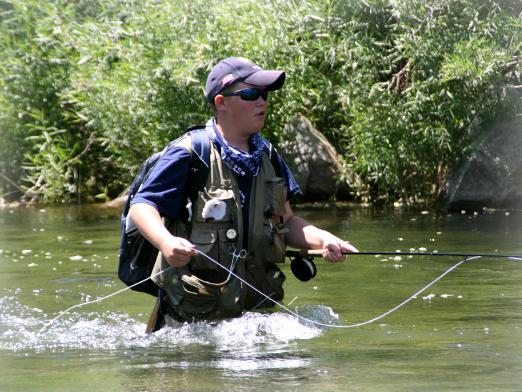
[289, 253, 317, 282]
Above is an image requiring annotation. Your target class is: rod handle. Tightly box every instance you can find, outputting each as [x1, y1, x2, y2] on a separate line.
[286, 249, 324, 258]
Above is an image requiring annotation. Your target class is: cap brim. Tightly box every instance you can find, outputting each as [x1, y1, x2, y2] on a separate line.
[243, 70, 286, 91]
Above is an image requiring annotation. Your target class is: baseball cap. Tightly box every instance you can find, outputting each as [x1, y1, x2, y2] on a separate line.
[205, 57, 285, 103]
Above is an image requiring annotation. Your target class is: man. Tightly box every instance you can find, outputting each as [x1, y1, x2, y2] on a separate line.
[129, 57, 358, 327]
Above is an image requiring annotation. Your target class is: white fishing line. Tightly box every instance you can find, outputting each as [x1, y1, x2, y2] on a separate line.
[37, 265, 174, 335]
[37, 252, 486, 335]
[196, 250, 480, 329]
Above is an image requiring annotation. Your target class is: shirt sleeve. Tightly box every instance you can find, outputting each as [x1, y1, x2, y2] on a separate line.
[276, 154, 301, 199]
[131, 146, 191, 220]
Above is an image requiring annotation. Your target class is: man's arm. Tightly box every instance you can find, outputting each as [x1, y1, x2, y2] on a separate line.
[128, 203, 196, 267]
[283, 201, 358, 262]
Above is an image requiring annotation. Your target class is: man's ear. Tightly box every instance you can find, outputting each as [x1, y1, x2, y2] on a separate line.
[214, 95, 226, 111]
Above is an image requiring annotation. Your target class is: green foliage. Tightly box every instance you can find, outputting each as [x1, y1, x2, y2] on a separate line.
[0, 0, 97, 201]
[0, 0, 520, 204]
[331, 0, 521, 203]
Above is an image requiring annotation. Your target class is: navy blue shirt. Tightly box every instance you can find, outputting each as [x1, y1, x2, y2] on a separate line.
[132, 137, 300, 226]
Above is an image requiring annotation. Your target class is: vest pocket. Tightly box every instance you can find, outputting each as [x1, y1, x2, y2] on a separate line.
[179, 289, 217, 317]
[190, 229, 217, 267]
[194, 189, 234, 223]
[177, 275, 243, 321]
[244, 264, 285, 310]
[189, 228, 237, 282]
[265, 177, 287, 217]
[263, 177, 288, 264]
[262, 264, 285, 306]
[263, 222, 287, 263]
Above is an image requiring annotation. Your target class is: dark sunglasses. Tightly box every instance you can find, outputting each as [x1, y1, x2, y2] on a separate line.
[222, 87, 268, 101]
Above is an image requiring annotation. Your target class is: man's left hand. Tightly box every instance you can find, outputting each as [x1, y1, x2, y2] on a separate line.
[322, 235, 359, 262]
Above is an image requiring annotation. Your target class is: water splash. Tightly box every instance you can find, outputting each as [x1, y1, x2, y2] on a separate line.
[0, 296, 329, 353]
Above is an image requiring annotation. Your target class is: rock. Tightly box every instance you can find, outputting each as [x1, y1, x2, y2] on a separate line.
[279, 116, 360, 201]
[445, 117, 522, 210]
[105, 193, 127, 209]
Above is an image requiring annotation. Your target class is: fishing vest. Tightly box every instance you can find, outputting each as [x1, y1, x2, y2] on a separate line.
[151, 134, 288, 321]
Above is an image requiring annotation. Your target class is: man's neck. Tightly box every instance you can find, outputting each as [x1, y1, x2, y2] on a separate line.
[214, 119, 251, 152]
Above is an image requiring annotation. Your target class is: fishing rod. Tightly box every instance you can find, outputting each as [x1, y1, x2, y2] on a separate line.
[285, 249, 522, 282]
[286, 249, 522, 260]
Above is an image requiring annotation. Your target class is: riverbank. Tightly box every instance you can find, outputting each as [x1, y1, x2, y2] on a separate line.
[2, 197, 520, 217]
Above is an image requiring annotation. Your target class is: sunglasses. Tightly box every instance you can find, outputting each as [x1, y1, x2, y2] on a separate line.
[222, 87, 269, 101]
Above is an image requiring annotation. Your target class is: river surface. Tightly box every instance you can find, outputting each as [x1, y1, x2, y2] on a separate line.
[0, 204, 521, 391]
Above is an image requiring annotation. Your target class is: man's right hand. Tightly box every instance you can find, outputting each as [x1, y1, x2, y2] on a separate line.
[129, 203, 197, 267]
[159, 235, 197, 267]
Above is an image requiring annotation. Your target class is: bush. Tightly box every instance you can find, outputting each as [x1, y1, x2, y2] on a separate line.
[0, 0, 520, 204]
[0, 0, 98, 201]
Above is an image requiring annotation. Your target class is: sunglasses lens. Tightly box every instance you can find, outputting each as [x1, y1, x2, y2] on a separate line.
[239, 88, 268, 101]
[223, 88, 268, 101]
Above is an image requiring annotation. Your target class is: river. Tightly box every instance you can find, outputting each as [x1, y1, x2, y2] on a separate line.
[0, 204, 521, 391]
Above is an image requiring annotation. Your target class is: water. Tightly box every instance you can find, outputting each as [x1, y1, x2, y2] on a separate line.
[0, 205, 521, 391]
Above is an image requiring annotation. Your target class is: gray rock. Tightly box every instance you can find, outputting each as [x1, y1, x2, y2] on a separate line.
[279, 116, 360, 201]
[445, 117, 522, 210]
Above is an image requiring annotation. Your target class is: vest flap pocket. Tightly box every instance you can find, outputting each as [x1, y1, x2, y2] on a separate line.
[190, 230, 223, 272]
[265, 177, 287, 217]
[191, 230, 216, 248]
[195, 190, 234, 223]
[191, 230, 216, 260]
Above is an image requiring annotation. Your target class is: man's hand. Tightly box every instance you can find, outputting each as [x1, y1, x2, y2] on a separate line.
[322, 234, 359, 263]
[129, 203, 197, 267]
[158, 235, 197, 267]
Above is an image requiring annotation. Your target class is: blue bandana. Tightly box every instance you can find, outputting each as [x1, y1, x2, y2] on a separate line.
[208, 119, 271, 177]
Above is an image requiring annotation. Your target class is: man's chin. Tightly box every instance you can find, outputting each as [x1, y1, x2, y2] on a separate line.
[254, 117, 266, 130]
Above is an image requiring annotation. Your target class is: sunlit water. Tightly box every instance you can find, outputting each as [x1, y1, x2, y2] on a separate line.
[0, 205, 521, 391]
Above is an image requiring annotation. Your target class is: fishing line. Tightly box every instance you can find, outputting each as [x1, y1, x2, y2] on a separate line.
[196, 250, 480, 329]
[37, 265, 175, 335]
[37, 249, 519, 335]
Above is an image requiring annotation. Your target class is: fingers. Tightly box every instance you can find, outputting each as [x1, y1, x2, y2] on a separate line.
[161, 236, 197, 267]
[323, 237, 358, 263]
[167, 248, 196, 267]
[342, 242, 359, 254]
[323, 247, 345, 263]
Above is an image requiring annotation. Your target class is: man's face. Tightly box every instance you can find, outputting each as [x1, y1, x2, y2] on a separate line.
[218, 82, 269, 135]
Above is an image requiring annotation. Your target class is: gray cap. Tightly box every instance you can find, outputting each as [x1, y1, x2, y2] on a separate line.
[205, 57, 285, 103]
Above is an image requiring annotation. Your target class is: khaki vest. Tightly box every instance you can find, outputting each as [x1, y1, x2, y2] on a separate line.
[152, 136, 288, 321]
